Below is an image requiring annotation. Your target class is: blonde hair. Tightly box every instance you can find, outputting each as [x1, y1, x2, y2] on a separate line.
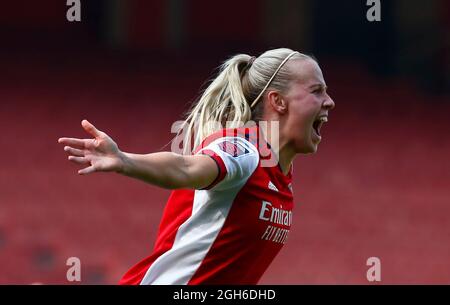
[178, 48, 312, 154]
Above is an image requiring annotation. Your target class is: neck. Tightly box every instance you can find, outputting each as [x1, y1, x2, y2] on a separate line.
[278, 144, 296, 175]
[258, 120, 296, 175]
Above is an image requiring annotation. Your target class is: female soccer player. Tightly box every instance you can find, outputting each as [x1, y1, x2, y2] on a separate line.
[58, 48, 335, 284]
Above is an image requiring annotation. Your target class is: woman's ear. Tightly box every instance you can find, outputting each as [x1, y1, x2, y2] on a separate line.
[267, 90, 288, 115]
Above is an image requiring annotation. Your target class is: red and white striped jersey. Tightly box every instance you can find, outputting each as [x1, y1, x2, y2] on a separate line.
[119, 125, 294, 285]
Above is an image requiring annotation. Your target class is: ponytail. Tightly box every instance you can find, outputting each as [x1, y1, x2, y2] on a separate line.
[179, 54, 253, 155]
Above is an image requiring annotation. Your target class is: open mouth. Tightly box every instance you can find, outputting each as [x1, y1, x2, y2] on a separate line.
[312, 116, 328, 137]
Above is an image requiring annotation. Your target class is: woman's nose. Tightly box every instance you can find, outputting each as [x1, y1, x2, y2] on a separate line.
[324, 95, 335, 110]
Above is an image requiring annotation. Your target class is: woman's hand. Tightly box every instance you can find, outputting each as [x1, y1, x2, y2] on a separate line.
[58, 120, 124, 175]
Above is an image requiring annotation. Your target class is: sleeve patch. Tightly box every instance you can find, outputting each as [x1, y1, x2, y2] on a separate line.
[218, 140, 249, 157]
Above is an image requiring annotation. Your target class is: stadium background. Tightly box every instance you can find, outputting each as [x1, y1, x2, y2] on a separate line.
[0, 0, 449, 284]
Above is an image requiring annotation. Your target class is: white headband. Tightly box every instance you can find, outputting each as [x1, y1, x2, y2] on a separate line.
[250, 51, 299, 109]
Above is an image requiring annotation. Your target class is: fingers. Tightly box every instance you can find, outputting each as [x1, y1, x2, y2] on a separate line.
[78, 165, 96, 175]
[59, 120, 103, 176]
[81, 119, 102, 138]
[58, 137, 87, 149]
[63, 146, 84, 157]
[66, 152, 97, 175]
[68, 156, 90, 165]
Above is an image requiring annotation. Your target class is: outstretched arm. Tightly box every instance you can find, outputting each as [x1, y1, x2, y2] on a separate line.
[58, 120, 218, 190]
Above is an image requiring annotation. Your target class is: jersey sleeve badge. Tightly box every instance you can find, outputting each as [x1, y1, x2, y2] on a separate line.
[218, 140, 249, 157]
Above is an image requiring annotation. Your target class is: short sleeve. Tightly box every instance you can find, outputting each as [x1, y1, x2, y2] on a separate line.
[195, 136, 260, 191]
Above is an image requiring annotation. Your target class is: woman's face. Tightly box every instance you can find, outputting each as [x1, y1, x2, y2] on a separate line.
[282, 59, 335, 154]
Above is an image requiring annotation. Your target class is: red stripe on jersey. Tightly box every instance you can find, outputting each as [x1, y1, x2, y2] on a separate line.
[199, 149, 227, 190]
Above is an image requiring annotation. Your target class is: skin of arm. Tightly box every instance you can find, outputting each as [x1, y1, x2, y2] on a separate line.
[118, 151, 219, 190]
